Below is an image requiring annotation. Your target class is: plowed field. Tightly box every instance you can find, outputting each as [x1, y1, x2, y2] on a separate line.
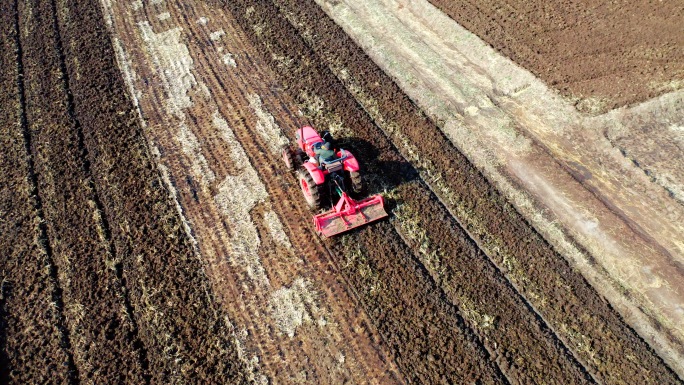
[427, 0, 684, 114]
[1, 0, 682, 384]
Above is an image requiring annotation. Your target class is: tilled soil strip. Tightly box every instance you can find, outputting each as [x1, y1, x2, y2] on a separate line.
[221, 0, 682, 384]
[0, 1, 74, 383]
[19, 0, 148, 382]
[53, 0, 249, 383]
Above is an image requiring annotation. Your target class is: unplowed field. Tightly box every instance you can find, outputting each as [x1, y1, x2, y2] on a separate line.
[1, 0, 682, 384]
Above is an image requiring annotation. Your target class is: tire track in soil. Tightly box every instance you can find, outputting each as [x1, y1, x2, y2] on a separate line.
[240, 0, 683, 384]
[0, 1, 75, 383]
[55, 0, 249, 383]
[115, 1, 404, 382]
[19, 0, 147, 382]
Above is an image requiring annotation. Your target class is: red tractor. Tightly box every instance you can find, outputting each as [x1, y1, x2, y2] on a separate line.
[281, 126, 388, 237]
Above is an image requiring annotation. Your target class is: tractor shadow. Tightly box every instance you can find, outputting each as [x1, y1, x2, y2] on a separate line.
[335, 137, 420, 212]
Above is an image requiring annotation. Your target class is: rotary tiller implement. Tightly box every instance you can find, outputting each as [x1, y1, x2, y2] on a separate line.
[313, 190, 387, 237]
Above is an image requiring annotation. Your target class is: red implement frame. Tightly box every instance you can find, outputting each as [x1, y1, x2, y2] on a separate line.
[313, 192, 388, 237]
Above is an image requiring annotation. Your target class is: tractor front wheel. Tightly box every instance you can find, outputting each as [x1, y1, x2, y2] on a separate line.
[282, 146, 295, 171]
[297, 169, 323, 210]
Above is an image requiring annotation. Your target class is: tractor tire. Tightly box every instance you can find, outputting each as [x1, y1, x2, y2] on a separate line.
[282, 146, 295, 171]
[349, 171, 363, 195]
[294, 149, 305, 165]
[297, 169, 323, 210]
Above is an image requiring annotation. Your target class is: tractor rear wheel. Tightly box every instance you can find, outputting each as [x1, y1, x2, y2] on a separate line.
[294, 149, 305, 165]
[282, 146, 295, 171]
[297, 169, 323, 210]
[349, 171, 363, 195]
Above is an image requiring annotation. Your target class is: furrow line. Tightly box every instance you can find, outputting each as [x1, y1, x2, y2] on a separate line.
[129, 6, 283, 379]
[114, 2, 364, 381]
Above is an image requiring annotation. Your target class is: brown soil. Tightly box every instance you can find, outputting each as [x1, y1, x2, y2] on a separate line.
[19, 0, 146, 381]
[55, 0, 249, 382]
[427, 0, 684, 113]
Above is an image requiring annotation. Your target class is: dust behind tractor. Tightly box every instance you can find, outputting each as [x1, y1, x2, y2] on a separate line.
[281, 126, 388, 237]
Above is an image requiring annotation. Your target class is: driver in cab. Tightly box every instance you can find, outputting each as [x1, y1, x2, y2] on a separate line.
[311, 142, 336, 165]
